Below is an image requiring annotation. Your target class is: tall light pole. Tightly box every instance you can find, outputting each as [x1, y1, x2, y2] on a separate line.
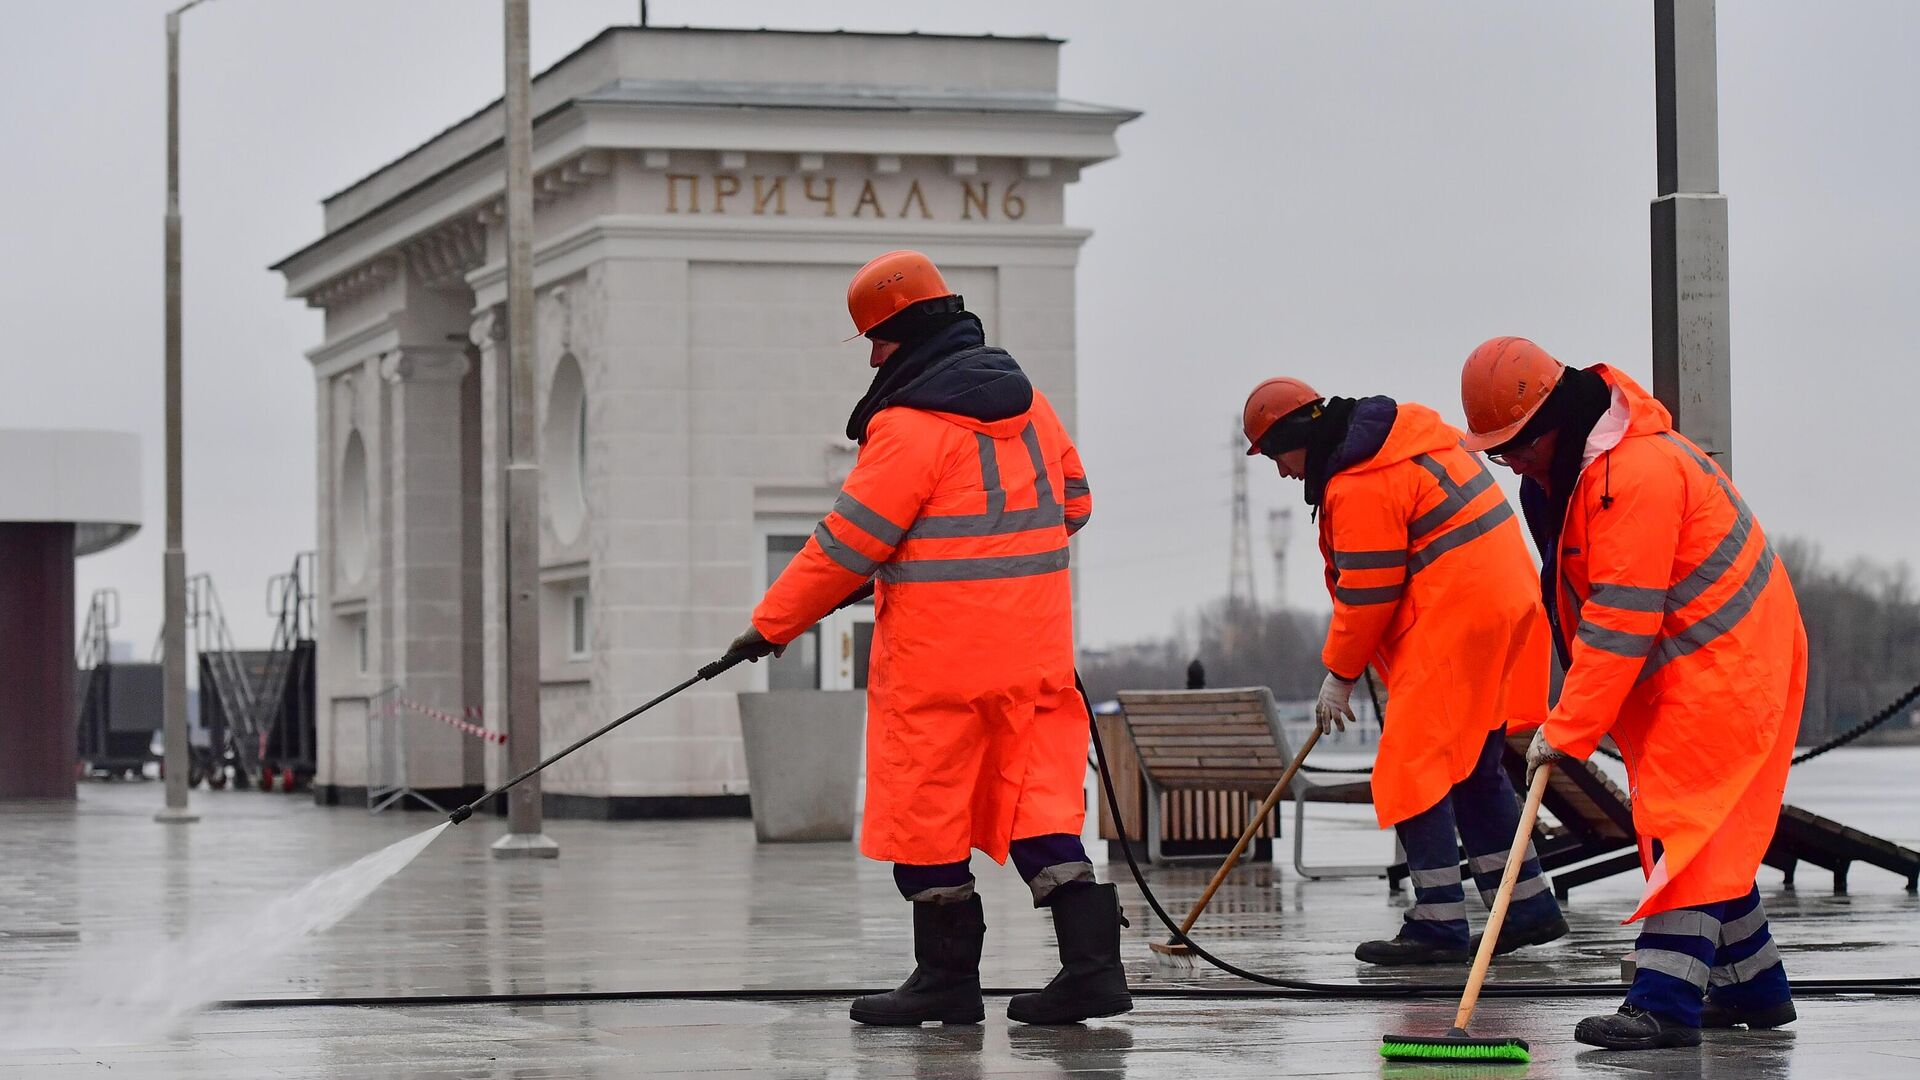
[157, 0, 212, 825]
[1651, 0, 1732, 473]
[493, 0, 556, 858]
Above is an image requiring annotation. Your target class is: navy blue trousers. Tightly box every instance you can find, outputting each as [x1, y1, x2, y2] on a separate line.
[892, 833, 1095, 907]
[1393, 727, 1561, 947]
[1625, 882, 1791, 1026]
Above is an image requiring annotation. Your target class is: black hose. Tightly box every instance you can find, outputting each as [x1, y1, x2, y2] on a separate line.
[217, 977, 1920, 1011]
[203, 665, 1920, 1016]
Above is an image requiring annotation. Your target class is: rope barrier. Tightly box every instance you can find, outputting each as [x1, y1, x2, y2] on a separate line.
[1589, 679, 1920, 767]
[393, 695, 506, 744]
[1791, 679, 1920, 765]
[1097, 670, 1920, 776]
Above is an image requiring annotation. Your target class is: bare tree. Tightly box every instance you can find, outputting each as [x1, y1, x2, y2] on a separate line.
[1083, 538, 1920, 750]
[1081, 599, 1327, 705]
[1779, 540, 1920, 744]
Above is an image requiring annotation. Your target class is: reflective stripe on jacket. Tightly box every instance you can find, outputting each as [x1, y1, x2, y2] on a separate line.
[1537, 365, 1807, 921]
[1317, 403, 1550, 827]
[753, 391, 1091, 865]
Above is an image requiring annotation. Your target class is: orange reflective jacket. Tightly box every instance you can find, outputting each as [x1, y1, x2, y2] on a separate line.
[753, 392, 1091, 866]
[1536, 367, 1806, 921]
[1317, 402, 1550, 828]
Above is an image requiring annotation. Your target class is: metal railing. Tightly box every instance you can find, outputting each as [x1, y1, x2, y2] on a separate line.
[249, 551, 314, 754]
[77, 588, 119, 671]
[187, 571, 260, 784]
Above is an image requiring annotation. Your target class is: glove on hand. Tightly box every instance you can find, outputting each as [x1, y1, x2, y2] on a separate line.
[1313, 672, 1357, 734]
[1525, 727, 1569, 786]
[726, 625, 785, 663]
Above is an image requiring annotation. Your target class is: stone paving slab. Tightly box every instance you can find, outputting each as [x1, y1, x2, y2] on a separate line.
[1, 748, 1915, 1077]
[2, 996, 1915, 1078]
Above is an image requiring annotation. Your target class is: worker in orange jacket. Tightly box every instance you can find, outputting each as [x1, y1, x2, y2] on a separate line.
[1241, 378, 1567, 965]
[727, 251, 1129, 1028]
[1461, 337, 1806, 1050]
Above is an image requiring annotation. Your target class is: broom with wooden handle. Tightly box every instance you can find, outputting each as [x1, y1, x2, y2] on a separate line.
[1149, 726, 1322, 966]
[1379, 764, 1553, 1064]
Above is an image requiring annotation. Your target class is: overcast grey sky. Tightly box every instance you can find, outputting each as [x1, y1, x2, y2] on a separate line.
[4, 1, 1914, 652]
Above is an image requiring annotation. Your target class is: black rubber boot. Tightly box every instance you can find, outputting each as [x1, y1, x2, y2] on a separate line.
[1354, 935, 1471, 966]
[1700, 997, 1797, 1029]
[1469, 913, 1571, 957]
[1574, 1004, 1702, 1050]
[849, 896, 986, 1026]
[1007, 884, 1133, 1025]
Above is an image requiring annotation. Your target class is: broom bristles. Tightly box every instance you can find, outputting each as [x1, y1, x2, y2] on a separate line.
[1380, 1033, 1530, 1063]
[1146, 940, 1197, 969]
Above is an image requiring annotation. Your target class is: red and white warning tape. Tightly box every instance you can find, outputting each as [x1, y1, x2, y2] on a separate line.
[392, 695, 506, 744]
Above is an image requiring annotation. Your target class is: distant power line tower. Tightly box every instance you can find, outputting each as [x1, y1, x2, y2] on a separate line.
[1267, 507, 1293, 610]
[1228, 417, 1259, 614]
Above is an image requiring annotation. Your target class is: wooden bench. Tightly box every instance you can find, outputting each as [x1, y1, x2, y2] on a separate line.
[1767, 805, 1920, 894]
[1094, 712, 1284, 863]
[1102, 688, 1377, 870]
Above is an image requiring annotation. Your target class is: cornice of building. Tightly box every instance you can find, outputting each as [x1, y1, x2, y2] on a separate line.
[272, 27, 1135, 315]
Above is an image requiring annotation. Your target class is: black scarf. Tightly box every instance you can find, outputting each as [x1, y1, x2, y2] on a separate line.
[844, 314, 986, 442]
[1300, 396, 1360, 508]
[1539, 367, 1613, 532]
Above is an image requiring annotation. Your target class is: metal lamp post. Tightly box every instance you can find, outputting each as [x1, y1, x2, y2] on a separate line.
[492, 0, 557, 858]
[157, 0, 213, 825]
[1651, 0, 1733, 473]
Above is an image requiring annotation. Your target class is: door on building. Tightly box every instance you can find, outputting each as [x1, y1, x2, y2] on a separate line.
[818, 602, 875, 691]
[762, 529, 874, 691]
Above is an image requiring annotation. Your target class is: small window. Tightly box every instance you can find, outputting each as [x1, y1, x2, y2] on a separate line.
[568, 588, 589, 660]
[353, 617, 369, 674]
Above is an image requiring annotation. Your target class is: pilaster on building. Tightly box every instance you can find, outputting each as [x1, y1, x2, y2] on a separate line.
[274, 27, 1136, 818]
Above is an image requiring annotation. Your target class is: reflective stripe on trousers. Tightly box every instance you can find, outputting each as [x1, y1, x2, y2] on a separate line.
[893, 833, 1095, 907]
[1626, 882, 1789, 1026]
[1394, 728, 1561, 946]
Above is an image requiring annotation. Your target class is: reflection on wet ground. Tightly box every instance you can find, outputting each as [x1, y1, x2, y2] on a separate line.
[0, 748, 1914, 1077]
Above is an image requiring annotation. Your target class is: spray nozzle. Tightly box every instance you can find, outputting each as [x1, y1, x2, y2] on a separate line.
[447, 804, 474, 825]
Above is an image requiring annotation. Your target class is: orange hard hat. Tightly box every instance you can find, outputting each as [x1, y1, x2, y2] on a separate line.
[1242, 377, 1323, 455]
[846, 250, 954, 338]
[1459, 337, 1567, 452]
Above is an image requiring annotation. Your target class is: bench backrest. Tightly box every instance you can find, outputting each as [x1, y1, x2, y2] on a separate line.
[1501, 731, 1635, 841]
[1115, 687, 1295, 795]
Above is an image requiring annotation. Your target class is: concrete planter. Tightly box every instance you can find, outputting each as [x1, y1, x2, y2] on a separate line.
[736, 690, 865, 843]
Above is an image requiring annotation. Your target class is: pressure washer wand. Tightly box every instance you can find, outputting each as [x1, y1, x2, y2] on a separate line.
[446, 649, 752, 825]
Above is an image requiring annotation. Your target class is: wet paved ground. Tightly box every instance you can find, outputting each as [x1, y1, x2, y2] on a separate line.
[1, 747, 1915, 1078]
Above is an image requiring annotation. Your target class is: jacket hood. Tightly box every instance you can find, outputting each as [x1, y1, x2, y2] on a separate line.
[890, 345, 1033, 431]
[1341, 401, 1463, 473]
[1592, 364, 1674, 438]
[848, 316, 1033, 441]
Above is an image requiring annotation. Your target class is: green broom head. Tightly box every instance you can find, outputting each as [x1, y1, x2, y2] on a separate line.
[1380, 1028, 1530, 1064]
